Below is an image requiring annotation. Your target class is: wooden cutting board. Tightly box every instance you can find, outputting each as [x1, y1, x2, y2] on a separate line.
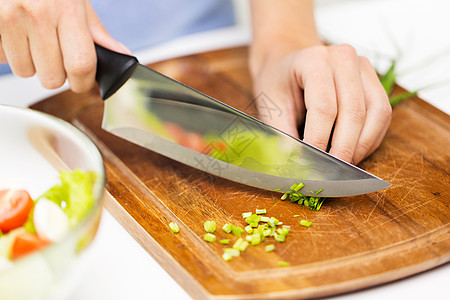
[31, 47, 450, 299]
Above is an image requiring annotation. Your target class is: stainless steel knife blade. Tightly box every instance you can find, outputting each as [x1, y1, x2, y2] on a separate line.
[100, 63, 391, 197]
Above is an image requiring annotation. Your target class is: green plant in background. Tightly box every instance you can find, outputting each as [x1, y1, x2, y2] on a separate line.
[379, 57, 450, 107]
[379, 59, 419, 106]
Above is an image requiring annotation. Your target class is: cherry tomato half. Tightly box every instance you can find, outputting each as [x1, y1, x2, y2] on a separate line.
[11, 232, 50, 259]
[0, 189, 34, 233]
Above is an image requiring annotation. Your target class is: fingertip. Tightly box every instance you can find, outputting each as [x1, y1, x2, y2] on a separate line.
[117, 42, 132, 55]
[40, 75, 66, 90]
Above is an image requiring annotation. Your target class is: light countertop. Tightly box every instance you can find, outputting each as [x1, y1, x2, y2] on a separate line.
[0, 0, 448, 299]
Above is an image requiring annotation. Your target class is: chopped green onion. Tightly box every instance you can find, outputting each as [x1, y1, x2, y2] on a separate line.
[219, 239, 230, 245]
[316, 198, 325, 211]
[255, 208, 267, 214]
[224, 248, 240, 257]
[204, 233, 216, 243]
[245, 225, 253, 234]
[232, 226, 245, 236]
[315, 188, 323, 195]
[294, 182, 304, 192]
[293, 215, 300, 218]
[289, 193, 301, 202]
[260, 216, 270, 222]
[263, 229, 272, 237]
[169, 222, 180, 233]
[238, 241, 249, 252]
[251, 233, 262, 246]
[289, 183, 298, 190]
[277, 227, 289, 236]
[204, 220, 216, 233]
[273, 188, 282, 192]
[281, 193, 288, 200]
[246, 235, 253, 242]
[242, 212, 252, 218]
[250, 222, 258, 228]
[246, 214, 261, 224]
[222, 252, 232, 261]
[260, 234, 266, 243]
[233, 237, 244, 249]
[222, 223, 232, 233]
[300, 219, 312, 227]
[271, 201, 276, 204]
[274, 233, 286, 243]
[257, 223, 268, 230]
[277, 261, 290, 267]
[265, 244, 275, 252]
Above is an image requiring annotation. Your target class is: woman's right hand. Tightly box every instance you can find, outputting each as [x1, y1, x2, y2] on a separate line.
[0, 0, 130, 93]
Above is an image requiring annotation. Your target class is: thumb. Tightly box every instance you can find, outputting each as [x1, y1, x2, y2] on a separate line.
[84, 0, 131, 55]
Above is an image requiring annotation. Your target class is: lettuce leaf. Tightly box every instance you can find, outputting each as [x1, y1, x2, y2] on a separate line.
[40, 169, 97, 228]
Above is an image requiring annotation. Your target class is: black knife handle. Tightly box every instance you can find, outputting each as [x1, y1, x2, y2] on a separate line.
[95, 43, 139, 100]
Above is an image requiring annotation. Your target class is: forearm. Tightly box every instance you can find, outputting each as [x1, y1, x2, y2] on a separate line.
[249, 0, 323, 75]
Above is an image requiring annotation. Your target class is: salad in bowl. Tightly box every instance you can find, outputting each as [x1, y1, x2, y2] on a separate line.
[0, 105, 105, 300]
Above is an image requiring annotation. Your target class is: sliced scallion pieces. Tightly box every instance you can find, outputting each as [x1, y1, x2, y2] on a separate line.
[224, 248, 240, 257]
[194, 207, 318, 265]
[233, 237, 244, 249]
[242, 212, 252, 218]
[277, 261, 290, 267]
[222, 252, 232, 261]
[278, 182, 325, 211]
[169, 222, 180, 234]
[232, 225, 244, 236]
[204, 220, 216, 233]
[204, 233, 216, 243]
[222, 223, 232, 234]
[255, 208, 266, 215]
[265, 244, 275, 252]
[289, 183, 299, 190]
[274, 233, 286, 243]
[300, 219, 312, 227]
[238, 241, 249, 252]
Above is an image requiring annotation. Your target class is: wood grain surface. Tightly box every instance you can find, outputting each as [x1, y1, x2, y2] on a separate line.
[31, 47, 450, 299]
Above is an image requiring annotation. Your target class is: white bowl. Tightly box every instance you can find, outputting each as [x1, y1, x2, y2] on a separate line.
[0, 105, 105, 300]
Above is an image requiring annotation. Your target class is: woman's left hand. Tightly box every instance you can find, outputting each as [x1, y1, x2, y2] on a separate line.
[250, 44, 392, 165]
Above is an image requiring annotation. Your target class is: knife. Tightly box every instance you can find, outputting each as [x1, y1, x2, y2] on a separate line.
[95, 44, 390, 197]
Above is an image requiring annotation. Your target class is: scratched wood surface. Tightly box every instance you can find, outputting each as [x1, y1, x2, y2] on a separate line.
[31, 47, 450, 299]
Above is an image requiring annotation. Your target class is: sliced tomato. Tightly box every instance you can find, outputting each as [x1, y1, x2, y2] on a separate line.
[0, 189, 34, 233]
[11, 232, 50, 260]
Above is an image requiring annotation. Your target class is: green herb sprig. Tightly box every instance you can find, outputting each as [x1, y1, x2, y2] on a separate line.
[279, 183, 325, 211]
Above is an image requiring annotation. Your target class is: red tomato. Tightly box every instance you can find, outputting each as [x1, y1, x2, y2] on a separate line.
[11, 232, 50, 260]
[0, 189, 34, 233]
